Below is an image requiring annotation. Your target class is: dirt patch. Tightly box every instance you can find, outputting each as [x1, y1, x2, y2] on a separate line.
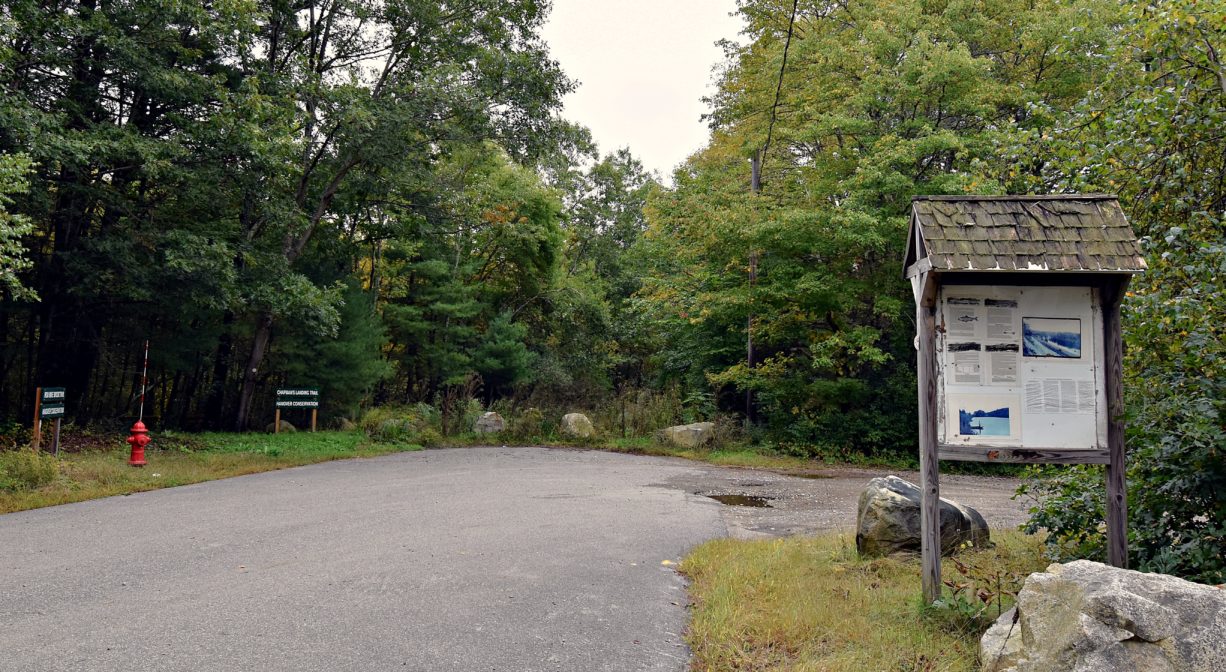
[705, 494, 774, 508]
[663, 464, 1030, 540]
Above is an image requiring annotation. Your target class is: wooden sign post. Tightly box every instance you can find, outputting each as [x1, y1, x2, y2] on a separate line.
[33, 387, 66, 455]
[274, 388, 319, 433]
[905, 195, 1145, 604]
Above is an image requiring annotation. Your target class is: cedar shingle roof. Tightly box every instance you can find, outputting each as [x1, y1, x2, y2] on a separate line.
[905, 194, 1147, 276]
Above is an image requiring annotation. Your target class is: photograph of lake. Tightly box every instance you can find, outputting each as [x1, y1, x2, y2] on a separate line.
[958, 406, 1011, 436]
[1022, 317, 1082, 358]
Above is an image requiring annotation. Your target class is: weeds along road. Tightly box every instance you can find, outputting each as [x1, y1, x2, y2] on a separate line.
[0, 446, 1027, 672]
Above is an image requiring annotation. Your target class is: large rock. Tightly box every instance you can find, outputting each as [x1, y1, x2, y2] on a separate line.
[981, 560, 1226, 672]
[658, 422, 715, 448]
[855, 475, 989, 557]
[264, 420, 296, 433]
[561, 413, 594, 438]
[473, 411, 505, 435]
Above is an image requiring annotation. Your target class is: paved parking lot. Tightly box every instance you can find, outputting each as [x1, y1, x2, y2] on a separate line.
[0, 447, 1026, 671]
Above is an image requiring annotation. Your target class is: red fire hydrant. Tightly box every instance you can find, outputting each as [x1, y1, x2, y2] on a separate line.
[127, 420, 150, 467]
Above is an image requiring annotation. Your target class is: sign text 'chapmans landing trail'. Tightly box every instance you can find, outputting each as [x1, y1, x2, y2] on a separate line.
[275, 388, 319, 408]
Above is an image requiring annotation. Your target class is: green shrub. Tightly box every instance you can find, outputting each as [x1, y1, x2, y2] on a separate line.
[0, 450, 59, 491]
[0, 421, 31, 451]
[411, 402, 440, 428]
[1019, 424, 1225, 586]
[370, 418, 408, 443]
[508, 407, 552, 440]
[416, 428, 442, 447]
[361, 405, 446, 445]
[461, 398, 484, 433]
[711, 415, 744, 449]
[1017, 0, 1226, 587]
[589, 387, 684, 438]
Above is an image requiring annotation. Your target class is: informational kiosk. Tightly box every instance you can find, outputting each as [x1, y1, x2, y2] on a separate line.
[904, 195, 1146, 603]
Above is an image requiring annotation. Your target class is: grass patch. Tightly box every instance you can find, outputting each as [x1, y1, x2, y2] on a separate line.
[1, 427, 1020, 516]
[461, 434, 910, 473]
[423, 432, 1020, 479]
[682, 531, 1047, 671]
[0, 431, 418, 514]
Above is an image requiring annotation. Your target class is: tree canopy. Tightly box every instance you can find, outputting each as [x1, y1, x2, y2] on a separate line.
[0, 0, 1220, 581]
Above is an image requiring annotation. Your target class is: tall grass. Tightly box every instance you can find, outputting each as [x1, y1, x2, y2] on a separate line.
[0, 450, 59, 490]
[682, 531, 1047, 671]
[0, 431, 419, 514]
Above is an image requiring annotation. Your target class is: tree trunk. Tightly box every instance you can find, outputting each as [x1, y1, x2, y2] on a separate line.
[203, 311, 235, 427]
[234, 313, 274, 430]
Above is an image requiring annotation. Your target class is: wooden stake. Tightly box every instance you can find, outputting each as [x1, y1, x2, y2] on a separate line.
[274, 408, 281, 434]
[53, 418, 61, 457]
[32, 387, 41, 452]
[1103, 279, 1130, 568]
[310, 408, 317, 433]
[916, 274, 942, 604]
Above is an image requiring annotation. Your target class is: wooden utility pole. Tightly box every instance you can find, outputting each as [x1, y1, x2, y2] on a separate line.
[747, 152, 762, 423]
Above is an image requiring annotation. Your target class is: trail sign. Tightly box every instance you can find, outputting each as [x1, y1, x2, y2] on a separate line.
[274, 388, 319, 433]
[275, 388, 319, 408]
[33, 387, 66, 454]
[40, 387, 66, 418]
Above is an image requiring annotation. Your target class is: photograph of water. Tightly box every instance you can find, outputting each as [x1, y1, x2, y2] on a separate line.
[1022, 317, 1082, 358]
[958, 406, 1011, 436]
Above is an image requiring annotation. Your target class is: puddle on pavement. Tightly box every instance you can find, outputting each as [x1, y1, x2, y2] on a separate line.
[706, 494, 774, 508]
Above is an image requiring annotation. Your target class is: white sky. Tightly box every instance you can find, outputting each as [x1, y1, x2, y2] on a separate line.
[541, 1, 744, 182]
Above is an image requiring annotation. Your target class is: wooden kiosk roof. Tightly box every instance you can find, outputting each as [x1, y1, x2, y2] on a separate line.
[905, 194, 1147, 277]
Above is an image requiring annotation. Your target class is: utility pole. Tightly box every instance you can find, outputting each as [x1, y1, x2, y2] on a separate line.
[746, 152, 761, 424]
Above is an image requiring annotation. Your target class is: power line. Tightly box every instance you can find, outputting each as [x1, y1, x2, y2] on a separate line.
[762, 0, 800, 163]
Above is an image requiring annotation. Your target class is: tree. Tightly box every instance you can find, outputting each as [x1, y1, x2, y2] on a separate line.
[225, 0, 571, 428]
[376, 143, 563, 402]
[0, 0, 570, 428]
[542, 148, 658, 397]
[637, 0, 1118, 453]
[1017, 0, 1225, 583]
[0, 0, 252, 420]
[0, 153, 34, 300]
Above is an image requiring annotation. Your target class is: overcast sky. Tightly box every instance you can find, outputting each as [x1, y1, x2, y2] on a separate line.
[540, 1, 744, 182]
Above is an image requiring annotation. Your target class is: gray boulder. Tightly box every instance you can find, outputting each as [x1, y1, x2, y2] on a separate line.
[855, 475, 989, 557]
[981, 560, 1226, 672]
[474, 411, 505, 434]
[264, 420, 296, 433]
[658, 422, 715, 448]
[561, 413, 595, 438]
[336, 417, 357, 431]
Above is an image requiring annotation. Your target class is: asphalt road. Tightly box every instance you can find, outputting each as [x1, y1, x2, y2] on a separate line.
[0, 446, 1027, 672]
